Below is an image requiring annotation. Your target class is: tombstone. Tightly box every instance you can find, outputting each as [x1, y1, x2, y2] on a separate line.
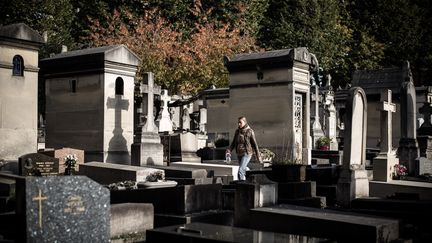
[310, 79, 325, 149]
[415, 86, 432, 175]
[131, 72, 164, 166]
[18, 153, 59, 176]
[41, 45, 138, 164]
[20, 176, 110, 242]
[225, 48, 313, 164]
[323, 75, 338, 150]
[398, 62, 419, 175]
[373, 90, 398, 182]
[158, 89, 173, 133]
[336, 87, 369, 207]
[181, 103, 192, 131]
[39, 147, 84, 175]
[0, 23, 44, 161]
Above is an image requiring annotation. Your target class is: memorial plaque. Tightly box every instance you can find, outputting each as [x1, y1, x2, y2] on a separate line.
[18, 153, 59, 176]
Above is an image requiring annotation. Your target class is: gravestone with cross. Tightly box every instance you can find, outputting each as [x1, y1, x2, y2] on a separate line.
[106, 95, 130, 164]
[373, 89, 398, 181]
[159, 89, 173, 133]
[310, 76, 325, 149]
[131, 72, 164, 166]
[22, 176, 110, 242]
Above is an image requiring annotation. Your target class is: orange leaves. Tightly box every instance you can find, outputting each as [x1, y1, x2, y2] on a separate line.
[84, 6, 257, 94]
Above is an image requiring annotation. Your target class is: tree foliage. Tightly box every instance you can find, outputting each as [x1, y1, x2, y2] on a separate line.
[84, 4, 257, 94]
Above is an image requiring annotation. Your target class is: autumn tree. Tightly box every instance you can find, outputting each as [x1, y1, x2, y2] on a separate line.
[85, 4, 257, 94]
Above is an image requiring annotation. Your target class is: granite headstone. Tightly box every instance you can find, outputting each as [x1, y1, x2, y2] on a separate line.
[24, 176, 110, 242]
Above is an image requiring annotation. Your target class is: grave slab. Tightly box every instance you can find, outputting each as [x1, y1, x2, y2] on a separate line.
[22, 176, 110, 242]
[370, 180, 432, 200]
[250, 204, 399, 243]
[110, 184, 222, 215]
[155, 210, 233, 228]
[146, 222, 330, 243]
[167, 177, 214, 185]
[79, 162, 164, 184]
[171, 162, 239, 180]
[144, 165, 211, 178]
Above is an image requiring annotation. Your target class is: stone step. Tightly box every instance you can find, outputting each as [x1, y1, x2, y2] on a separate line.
[250, 204, 400, 242]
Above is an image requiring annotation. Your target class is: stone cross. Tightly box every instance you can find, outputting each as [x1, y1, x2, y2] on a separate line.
[159, 89, 173, 133]
[378, 89, 396, 154]
[141, 72, 161, 133]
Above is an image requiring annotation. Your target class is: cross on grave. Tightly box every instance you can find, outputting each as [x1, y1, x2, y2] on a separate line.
[32, 189, 47, 229]
[378, 89, 396, 154]
[159, 89, 173, 133]
[141, 72, 161, 133]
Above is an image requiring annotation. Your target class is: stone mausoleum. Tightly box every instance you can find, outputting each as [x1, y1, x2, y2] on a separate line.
[40, 45, 139, 164]
[0, 23, 44, 160]
[225, 48, 314, 164]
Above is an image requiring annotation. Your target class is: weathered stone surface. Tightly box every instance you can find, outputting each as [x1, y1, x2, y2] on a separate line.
[110, 203, 153, 238]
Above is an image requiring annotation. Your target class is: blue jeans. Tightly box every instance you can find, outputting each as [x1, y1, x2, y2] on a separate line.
[237, 154, 251, 181]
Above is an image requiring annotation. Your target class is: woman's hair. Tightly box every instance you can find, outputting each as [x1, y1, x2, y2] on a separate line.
[238, 116, 247, 124]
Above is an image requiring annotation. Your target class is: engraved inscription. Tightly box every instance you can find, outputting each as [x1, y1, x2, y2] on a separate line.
[64, 195, 85, 215]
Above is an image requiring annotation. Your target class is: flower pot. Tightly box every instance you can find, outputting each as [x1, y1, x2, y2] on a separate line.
[319, 145, 330, 151]
[271, 164, 306, 182]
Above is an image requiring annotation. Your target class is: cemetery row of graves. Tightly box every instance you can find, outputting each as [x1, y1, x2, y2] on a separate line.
[1, 23, 432, 242]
